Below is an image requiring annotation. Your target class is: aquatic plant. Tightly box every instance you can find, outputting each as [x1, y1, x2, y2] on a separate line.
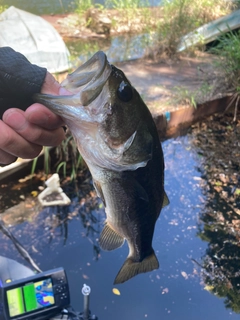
[31, 133, 85, 181]
[31, 146, 51, 178]
[55, 132, 84, 180]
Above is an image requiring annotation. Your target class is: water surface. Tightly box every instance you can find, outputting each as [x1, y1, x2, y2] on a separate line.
[1, 0, 161, 15]
[66, 33, 156, 67]
[0, 124, 239, 319]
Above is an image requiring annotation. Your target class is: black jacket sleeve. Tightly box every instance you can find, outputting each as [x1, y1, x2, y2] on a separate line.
[0, 47, 47, 119]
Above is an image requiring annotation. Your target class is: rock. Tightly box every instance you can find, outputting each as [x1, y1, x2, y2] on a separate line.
[85, 8, 111, 35]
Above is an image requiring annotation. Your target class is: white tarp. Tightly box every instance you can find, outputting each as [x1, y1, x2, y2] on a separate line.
[0, 6, 70, 73]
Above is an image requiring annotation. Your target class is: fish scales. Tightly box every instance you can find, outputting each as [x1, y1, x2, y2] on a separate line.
[34, 51, 169, 284]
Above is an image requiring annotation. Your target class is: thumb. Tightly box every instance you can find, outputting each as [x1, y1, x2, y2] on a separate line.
[41, 72, 71, 95]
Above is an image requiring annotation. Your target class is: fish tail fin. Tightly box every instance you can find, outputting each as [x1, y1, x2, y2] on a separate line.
[114, 252, 159, 284]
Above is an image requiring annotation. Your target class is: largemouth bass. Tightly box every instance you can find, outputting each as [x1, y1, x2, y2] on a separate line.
[34, 51, 169, 284]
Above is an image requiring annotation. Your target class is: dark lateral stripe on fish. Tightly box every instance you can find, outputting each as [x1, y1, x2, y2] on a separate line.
[99, 222, 125, 251]
[114, 252, 159, 284]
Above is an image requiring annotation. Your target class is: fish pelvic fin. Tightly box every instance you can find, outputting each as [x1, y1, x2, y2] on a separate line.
[162, 191, 170, 208]
[99, 222, 125, 251]
[93, 180, 106, 207]
[114, 252, 159, 284]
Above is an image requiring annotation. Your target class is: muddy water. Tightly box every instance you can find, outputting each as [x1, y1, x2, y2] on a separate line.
[0, 113, 239, 319]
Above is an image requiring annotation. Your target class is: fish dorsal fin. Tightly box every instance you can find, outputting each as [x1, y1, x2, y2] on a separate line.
[114, 251, 159, 284]
[93, 180, 106, 207]
[162, 191, 170, 208]
[99, 222, 125, 251]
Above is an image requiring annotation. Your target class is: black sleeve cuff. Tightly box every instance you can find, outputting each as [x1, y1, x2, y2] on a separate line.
[0, 47, 47, 119]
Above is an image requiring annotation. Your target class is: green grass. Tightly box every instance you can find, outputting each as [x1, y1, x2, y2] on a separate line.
[210, 29, 240, 121]
[0, 4, 8, 13]
[105, 0, 144, 9]
[156, 0, 235, 57]
[171, 86, 197, 108]
[74, 0, 159, 35]
[74, 0, 93, 14]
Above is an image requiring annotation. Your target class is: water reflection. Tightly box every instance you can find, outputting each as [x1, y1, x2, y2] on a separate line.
[1, 0, 161, 15]
[1, 0, 76, 15]
[189, 113, 240, 313]
[0, 182, 103, 262]
[66, 33, 156, 67]
[0, 116, 239, 319]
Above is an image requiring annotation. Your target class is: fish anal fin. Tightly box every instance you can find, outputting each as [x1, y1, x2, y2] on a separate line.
[93, 180, 106, 207]
[99, 222, 124, 251]
[162, 191, 170, 208]
[114, 252, 159, 284]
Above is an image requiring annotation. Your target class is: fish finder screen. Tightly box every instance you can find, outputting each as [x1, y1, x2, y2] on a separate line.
[6, 278, 55, 318]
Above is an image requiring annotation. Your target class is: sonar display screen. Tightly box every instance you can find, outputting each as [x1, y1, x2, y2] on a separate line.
[6, 278, 55, 318]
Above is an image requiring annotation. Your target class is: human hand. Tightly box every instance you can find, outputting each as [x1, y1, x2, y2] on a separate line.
[0, 72, 70, 165]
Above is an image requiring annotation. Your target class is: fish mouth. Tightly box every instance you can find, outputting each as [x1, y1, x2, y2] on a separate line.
[61, 51, 112, 105]
[34, 51, 112, 117]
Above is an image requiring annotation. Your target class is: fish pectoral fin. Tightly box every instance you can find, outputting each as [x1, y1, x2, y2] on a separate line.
[99, 223, 125, 251]
[93, 180, 106, 207]
[114, 252, 159, 284]
[162, 191, 170, 208]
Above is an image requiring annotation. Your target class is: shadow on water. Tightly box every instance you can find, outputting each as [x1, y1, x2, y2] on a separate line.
[0, 113, 239, 319]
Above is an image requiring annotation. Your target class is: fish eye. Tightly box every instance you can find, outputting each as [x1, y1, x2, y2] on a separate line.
[117, 81, 133, 102]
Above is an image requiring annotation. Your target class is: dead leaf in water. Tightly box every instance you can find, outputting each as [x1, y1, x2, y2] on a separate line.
[31, 191, 38, 197]
[112, 288, 121, 295]
[204, 285, 214, 291]
[181, 271, 188, 279]
[162, 288, 169, 294]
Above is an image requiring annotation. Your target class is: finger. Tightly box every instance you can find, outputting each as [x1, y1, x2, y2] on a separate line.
[25, 104, 64, 129]
[41, 72, 61, 95]
[0, 149, 17, 165]
[0, 120, 42, 159]
[3, 109, 65, 146]
[41, 72, 72, 95]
